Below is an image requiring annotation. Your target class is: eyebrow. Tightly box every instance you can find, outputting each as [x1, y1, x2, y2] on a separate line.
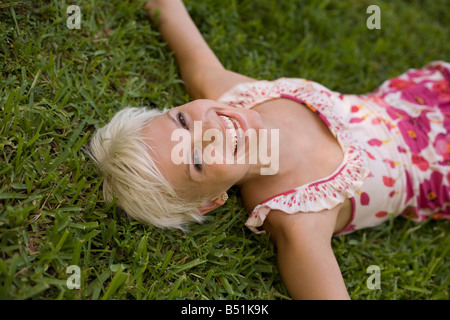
[167, 111, 192, 181]
[167, 110, 178, 127]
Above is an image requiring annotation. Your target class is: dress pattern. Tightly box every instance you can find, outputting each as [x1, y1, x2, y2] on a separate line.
[217, 61, 450, 235]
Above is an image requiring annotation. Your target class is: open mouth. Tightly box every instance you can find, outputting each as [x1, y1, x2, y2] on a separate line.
[219, 114, 243, 154]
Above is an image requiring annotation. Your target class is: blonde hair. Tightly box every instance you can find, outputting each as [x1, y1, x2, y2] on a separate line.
[88, 107, 205, 230]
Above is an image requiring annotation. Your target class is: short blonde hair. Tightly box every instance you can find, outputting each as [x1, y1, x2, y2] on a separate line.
[88, 107, 205, 230]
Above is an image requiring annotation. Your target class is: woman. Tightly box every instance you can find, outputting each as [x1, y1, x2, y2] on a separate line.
[89, 0, 450, 299]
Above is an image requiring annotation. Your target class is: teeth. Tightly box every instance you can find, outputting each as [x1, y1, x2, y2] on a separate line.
[220, 115, 242, 153]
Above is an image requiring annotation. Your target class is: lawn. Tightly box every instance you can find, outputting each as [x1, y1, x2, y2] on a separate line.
[0, 0, 449, 300]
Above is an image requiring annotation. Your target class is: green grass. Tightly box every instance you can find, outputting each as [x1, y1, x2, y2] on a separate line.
[0, 0, 449, 300]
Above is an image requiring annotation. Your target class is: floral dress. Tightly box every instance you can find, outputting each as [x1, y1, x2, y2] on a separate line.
[217, 61, 450, 235]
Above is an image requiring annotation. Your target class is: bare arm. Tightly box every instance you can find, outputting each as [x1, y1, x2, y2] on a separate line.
[144, 0, 256, 100]
[263, 208, 350, 300]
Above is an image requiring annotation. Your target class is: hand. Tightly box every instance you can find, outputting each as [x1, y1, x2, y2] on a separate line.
[142, 0, 163, 19]
[136, 0, 255, 100]
[142, 0, 181, 22]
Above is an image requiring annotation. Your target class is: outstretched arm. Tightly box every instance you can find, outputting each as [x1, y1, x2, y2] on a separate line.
[263, 208, 350, 300]
[144, 0, 256, 100]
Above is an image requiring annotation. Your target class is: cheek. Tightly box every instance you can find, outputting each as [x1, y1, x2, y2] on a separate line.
[201, 133, 235, 163]
[247, 109, 265, 130]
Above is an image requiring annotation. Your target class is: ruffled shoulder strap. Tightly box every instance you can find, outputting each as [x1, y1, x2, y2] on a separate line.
[218, 78, 323, 109]
[246, 145, 368, 233]
[218, 78, 370, 233]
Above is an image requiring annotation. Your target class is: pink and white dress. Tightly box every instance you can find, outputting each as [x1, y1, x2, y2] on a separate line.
[217, 61, 450, 235]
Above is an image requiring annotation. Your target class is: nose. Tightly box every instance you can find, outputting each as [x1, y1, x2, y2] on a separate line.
[190, 112, 227, 164]
[191, 118, 222, 148]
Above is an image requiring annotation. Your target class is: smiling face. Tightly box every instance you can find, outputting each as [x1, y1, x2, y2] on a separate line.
[141, 99, 266, 212]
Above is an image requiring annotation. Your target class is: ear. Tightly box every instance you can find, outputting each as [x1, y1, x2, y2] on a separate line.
[198, 195, 227, 215]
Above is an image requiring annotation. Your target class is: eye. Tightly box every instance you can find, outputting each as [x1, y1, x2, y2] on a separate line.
[177, 112, 188, 129]
[193, 149, 202, 172]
